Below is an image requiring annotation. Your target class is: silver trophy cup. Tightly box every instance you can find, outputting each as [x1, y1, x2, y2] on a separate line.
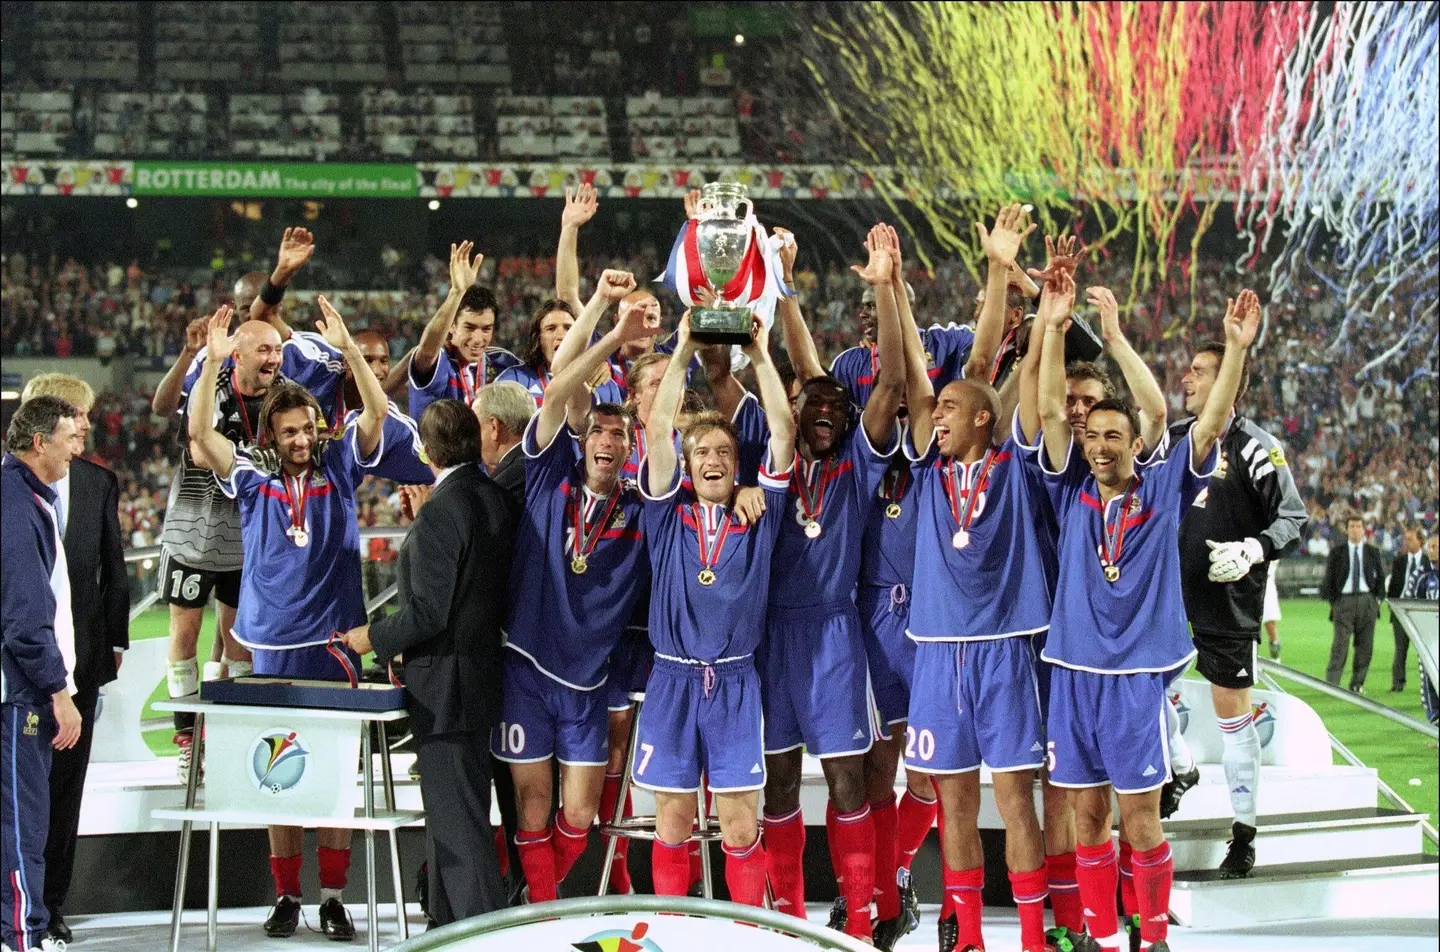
[690, 182, 757, 346]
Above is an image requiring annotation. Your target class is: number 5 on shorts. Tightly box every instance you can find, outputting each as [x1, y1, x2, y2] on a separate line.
[636, 742, 654, 775]
[1045, 740, 1057, 773]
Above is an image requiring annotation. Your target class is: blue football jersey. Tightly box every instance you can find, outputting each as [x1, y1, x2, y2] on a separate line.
[342, 402, 433, 485]
[731, 391, 770, 487]
[1041, 427, 1217, 673]
[641, 456, 792, 662]
[496, 362, 625, 408]
[905, 420, 1057, 641]
[505, 417, 649, 690]
[830, 324, 975, 411]
[605, 334, 702, 399]
[767, 424, 897, 610]
[219, 427, 379, 650]
[183, 331, 345, 427]
[408, 346, 521, 421]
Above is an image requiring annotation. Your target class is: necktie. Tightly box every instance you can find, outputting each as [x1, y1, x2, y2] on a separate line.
[53, 489, 65, 536]
[1351, 546, 1361, 593]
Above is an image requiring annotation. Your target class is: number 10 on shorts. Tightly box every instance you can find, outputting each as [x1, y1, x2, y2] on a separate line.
[497, 722, 526, 755]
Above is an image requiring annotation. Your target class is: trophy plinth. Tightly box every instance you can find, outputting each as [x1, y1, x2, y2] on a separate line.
[690, 182, 758, 346]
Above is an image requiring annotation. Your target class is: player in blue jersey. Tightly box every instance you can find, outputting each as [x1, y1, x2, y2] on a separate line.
[408, 241, 522, 421]
[1036, 277, 1259, 952]
[495, 298, 625, 407]
[902, 240, 1067, 952]
[634, 310, 795, 906]
[756, 225, 905, 941]
[346, 330, 432, 486]
[188, 296, 389, 942]
[492, 270, 658, 904]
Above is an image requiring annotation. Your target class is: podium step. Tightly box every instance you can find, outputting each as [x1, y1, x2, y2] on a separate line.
[1165, 808, 1429, 872]
[1169, 854, 1440, 927]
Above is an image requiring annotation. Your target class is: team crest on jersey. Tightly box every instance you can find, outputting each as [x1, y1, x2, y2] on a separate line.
[1268, 445, 1287, 467]
[925, 349, 937, 369]
[610, 509, 628, 530]
[23, 711, 39, 736]
[1128, 495, 1143, 514]
[1251, 701, 1276, 748]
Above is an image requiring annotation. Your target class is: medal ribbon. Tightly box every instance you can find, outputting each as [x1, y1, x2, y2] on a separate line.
[792, 456, 833, 524]
[693, 502, 733, 575]
[283, 466, 312, 537]
[942, 449, 997, 535]
[1097, 476, 1142, 571]
[880, 462, 909, 503]
[569, 483, 622, 562]
[633, 423, 647, 467]
[326, 631, 360, 689]
[457, 357, 476, 405]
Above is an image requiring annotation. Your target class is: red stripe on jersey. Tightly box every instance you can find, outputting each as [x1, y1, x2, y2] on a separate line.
[257, 481, 334, 502]
[596, 526, 642, 541]
[1078, 491, 1154, 531]
[679, 510, 750, 535]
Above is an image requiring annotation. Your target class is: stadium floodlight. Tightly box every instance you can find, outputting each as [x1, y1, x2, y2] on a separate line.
[126, 197, 139, 209]
[428, 199, 441, 211]
[735, 33, 745, 46]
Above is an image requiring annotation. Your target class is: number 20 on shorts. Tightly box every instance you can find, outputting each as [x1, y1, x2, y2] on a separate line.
[905, 726, 935, 762]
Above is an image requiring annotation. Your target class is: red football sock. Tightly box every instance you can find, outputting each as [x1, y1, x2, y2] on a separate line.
[270, 853, 302, 898]
[1075, 841, 1119, 941]
[896, 788, 937, 871]
[493, 828, 510, 880]
[1118, 840, 1138, 919]
[763, 808, 807, 918]
[824, 802, 844, 884]
[1009, 866, 1049, 952]
[1132, 842, 1173, 945]
[943, 864, 985, 950]
[317, 846, 351, 890]
[831, 804, 875, 940]
[652, 839, 691, 896]
[596, 775, 633, 892]
[552, 813, 590, 884]
[871, 795, 901, 920]
[723, 836, 768, 907]
[688, 783, 714, 888]
[1045, 852, 1084, 933]
[516, 828, 558, 903]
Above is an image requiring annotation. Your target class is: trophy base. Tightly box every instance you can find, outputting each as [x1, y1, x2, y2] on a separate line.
[690, 306, 753, 346]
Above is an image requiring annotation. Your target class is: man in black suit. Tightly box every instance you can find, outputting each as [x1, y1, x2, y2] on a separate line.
[19, 375, 129, 944]
[473, 379, 533, 507]
[1387, 527, 1433, 692]
[343, 400, 515, 924]
[1320, 513, 1386, 692]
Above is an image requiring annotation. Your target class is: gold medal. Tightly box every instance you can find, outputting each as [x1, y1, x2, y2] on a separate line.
[697, 569, 717, 586]
[571, 555, 588, 575]
[952, 529, 969, 550]
[1104, 563, 1120, 583]
[885, 502, 902, 519]
[804, 520, 822, 539]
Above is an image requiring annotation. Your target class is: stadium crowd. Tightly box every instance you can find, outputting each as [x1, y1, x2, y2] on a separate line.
[4, 231, 1433, 556]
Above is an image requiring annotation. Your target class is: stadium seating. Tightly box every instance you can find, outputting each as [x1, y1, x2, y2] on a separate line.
[229, 91, 341, 160]
[153, 1, 256, 82]
[31, 1, 139, 84]
[277, 2, 386, 84]
[93, 91, 208, 157]
[626, 94, 741, 160]
[1, 89, 73, 155]
[360, 88, 481, 159]
[397, 2, 511, 86]
[496, 95, 610, 161]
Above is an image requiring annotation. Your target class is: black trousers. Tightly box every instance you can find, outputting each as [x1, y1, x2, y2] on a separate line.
[1391, 610, 1411, 689]
[45, 687, 98, 915]
[490, 751, 524, 899]
[416, 731, 506, 924]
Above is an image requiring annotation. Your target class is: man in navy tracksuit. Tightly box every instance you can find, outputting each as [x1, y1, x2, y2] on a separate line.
[2, 395, 84, 952]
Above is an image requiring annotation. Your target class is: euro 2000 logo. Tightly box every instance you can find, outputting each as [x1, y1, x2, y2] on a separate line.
[248, 729, 309, 796]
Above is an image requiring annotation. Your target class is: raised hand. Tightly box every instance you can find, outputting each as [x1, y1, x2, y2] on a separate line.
[1046, 234, 1084, 278]
[976, 203, 1037, 267]
[448, 240, 484, 294]
[1086, 286, 1122, 342]
[562, 183, 599, 228]
[850, 224, 894, 286]
[884, 222, 904, 286]
[615, 296, 666, 345]
[1224, 288, 1261, 348]
[205, 305, 237, 362]
[1037, 270, 1076, 331]
[183, 316, 209, 355]
[684, 188, 703, 220]
[400, 484, 431, 522]
[740, 313, 770, 360]
[274, 227, 316, 281]
[596, 268, 638, 302]
[675, 310, 693, 351]
[772, 226, 798, 279]
[315, 295, 355, 353]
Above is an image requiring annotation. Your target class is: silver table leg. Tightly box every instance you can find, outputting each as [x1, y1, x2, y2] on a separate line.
[363, 723, 379, 952]
[169, 711, 204, 952]
[695, 777, 713, 899]
[207, 820, 219, 952]
[598, 697, 643, 895]
[377, 721, 407, 941]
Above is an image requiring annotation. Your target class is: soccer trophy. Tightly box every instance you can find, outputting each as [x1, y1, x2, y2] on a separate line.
[689, 182, 760, 345]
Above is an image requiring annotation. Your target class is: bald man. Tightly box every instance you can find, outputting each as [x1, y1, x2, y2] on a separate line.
[154, 316, 343, 780]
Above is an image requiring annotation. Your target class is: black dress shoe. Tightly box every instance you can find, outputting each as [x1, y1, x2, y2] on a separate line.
[47, 911, 73, 943]
[319, 897, 356, 942]
[264, 895, 302, 937]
